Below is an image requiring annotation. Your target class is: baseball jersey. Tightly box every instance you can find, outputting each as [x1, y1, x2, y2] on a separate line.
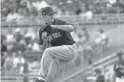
[39, 19, 75, 47]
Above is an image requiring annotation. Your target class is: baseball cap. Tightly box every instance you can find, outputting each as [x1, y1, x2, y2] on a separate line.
[42, 7, 57, 15]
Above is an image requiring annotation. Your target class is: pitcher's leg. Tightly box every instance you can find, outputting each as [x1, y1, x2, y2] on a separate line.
[47, 59, 59, 82]
[37, 45, 76, 82]
[38, 49, 53, 81]
[45, 45, 76, 82]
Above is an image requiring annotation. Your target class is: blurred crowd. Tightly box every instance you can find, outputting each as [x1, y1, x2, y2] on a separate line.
[1, 28, 40, 53]
[1, 27, 41, 76]
[1, 0, 124, 24]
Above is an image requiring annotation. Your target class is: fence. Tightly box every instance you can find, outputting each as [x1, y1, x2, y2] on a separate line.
[1, 51, 118, 82]
[59, 52, 118, 82]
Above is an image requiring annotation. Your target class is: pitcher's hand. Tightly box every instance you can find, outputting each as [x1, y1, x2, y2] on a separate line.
[42, 39, 52, 50]
[42, 31, 47, 39]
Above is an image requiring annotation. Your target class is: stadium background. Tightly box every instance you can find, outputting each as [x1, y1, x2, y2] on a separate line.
[1, 0, 124, 82]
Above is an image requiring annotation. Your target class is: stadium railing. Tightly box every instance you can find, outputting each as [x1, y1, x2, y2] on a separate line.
[1, 13, 124, 27]
[59, 52, 118, 82]
[1, 51, 118, 82]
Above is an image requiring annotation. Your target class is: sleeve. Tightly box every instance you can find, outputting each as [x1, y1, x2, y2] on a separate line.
[60, 20, 76, 31]
[62, 21, 69, 25]
[56, 19, 70, 25]
[57, 19, 75, 33]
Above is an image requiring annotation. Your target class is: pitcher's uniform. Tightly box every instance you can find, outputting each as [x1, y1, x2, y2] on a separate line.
[38, 19, 78, 82]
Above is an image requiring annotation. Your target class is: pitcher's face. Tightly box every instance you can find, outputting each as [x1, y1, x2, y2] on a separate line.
[42, 14, 54, 23]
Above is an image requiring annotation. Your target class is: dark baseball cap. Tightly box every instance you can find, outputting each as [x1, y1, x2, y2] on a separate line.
[42, 7, 57, 15]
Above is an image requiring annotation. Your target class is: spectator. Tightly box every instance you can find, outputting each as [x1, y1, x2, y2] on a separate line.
[24, 28, 36, 46]
[113, 51, 124, 82]
[3, 52, 13, 76]
[12, 51, 25, 75]
[18, 7, 25, 16]
[6, 8, 19, 23]
[11, 52, 20, 76]
[95, 69, 105, 82]
[76, 8, 82, 15]
[6, 28, 14, 43]
[12, 39, 26, 52]
[1, 40, 7, 54]
[32, 0, 49, 11]
[81, 27, 90, 42]
[95, 28, 109, 58]
[85, 10, 93, 19]
[28, 58, 40, 71]
[76, 27, 90, 42]
[6, 29, 15, 51]
[16, 8, 26, 24]
[96, 28, 109, 46]
[32, 40, 41, 51]
[13, 28, 23, 41]
[1, 34, 6, 41]
[111, 1, 124, 13]
[20, 1, 29, 16]
[1, 40, 7, 70]
[20, 0, 28, 8]
[1, 1, 11, 17]
[28, 6, 38, 19]
[16, 0, 21, 8]
[1, 52, 8, 69]
[11, 28, 26, 52]
[76, 27, 90, 50]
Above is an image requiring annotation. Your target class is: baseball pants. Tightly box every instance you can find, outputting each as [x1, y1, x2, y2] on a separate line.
[38, 44, 78, 82]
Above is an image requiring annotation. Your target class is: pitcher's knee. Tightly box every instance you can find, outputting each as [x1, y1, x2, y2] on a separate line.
[44, 48, 52, 55]
[52, 59, 59, 64]
[44, 48, 60, 61]
[45, 47, 55, 53]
